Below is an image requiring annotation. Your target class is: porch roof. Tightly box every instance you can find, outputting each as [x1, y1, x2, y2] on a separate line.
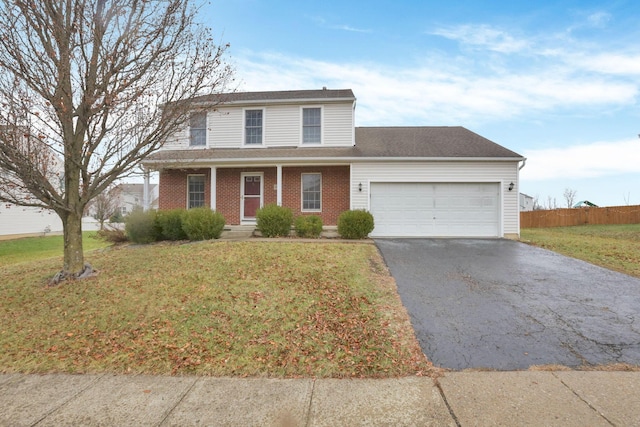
[143, 126, 524, 166]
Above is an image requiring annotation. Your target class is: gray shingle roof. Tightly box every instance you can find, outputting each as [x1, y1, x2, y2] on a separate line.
[144, 126, 523, 164]
[355, 127, 522, 158]
[191, 89, 356, 105]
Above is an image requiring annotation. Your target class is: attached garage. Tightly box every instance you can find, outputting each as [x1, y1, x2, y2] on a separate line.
[369, 182, 500, 237]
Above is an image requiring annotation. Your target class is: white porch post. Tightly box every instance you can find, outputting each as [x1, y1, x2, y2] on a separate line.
[210, 166, 217, 210]
[143, 169, 150, 211]
[276, 164, 282, 206]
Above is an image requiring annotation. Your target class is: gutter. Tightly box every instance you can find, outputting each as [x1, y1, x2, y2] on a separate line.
[141, 156, 526, 167]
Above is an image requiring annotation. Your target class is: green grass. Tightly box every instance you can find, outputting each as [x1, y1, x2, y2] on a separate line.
[0, 232, 110, 267]
[521, 224, 640, 278]
[0, 241, 431, 378]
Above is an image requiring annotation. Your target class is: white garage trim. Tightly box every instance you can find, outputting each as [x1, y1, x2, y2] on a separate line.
[369, 182, 501, 237]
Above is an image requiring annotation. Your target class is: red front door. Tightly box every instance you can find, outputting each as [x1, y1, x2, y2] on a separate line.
[242, 174, 262, 220]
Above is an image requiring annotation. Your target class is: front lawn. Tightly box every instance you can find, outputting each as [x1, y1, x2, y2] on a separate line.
[521, 224, 640, 278]
[0, 232, 109, 267]
[0, 241, 431, 378]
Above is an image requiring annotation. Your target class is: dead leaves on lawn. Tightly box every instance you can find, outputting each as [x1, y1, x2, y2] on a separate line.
[0, 242, 433, 378]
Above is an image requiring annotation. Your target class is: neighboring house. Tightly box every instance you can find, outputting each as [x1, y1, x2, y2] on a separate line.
[116, 183, 158, 215]
[0, 204, 63, 237]
[0, 138, 64, 238]
[520, 193, 534, 212]
[142, 89, 525, 238]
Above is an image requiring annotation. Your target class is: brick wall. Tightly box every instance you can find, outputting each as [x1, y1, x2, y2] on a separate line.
[216, 167, 277, 224]
[282, 166, 350, 225]
[158, 165, 350, 225]
[158, 168, 211, 209]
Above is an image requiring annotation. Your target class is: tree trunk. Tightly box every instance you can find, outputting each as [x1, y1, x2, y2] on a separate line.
[62, 210, 85, 275]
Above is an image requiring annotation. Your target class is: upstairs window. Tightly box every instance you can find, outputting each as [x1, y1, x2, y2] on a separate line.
[190, 112, 206, 146]
[245, 109, 263, 145]
[302, 108, 321, 144]
[302, 173, 321, 211]
[188, 175, 205, 208]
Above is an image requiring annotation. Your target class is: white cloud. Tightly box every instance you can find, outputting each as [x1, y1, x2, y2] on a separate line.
[330, 24, 371, 33]
[571, 53, 640, 76]
[430, 24, 530, 53]
[521, 138, 640, 181]
[587, 11, 612, 28]
[567, 11, 612, 32]
[310, 16, 371, 33]
[234, 51, 637, 126]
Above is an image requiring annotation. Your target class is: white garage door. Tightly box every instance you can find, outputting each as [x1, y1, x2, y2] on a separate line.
[369, 182, 500, 237]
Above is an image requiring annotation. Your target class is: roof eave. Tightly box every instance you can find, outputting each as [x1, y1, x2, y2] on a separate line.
[142, 155, 525, 167]
[194, 97, 356, 108]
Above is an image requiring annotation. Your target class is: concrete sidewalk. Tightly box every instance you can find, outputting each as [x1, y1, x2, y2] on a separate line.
[1, 371, 638, 426]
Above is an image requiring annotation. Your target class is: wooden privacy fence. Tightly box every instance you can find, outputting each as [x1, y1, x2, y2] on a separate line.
[521, 205, 640, 228]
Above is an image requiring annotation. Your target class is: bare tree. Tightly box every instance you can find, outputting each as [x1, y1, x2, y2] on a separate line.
[85, 184, 121, 230]
[563, 188, 578, 208]
[0, 0, 233, 280]
[532, 194, 544, 210]
[546, 196, 558, 210]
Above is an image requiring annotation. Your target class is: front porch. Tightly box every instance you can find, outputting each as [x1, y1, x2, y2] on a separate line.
[157, 165, 351, 226]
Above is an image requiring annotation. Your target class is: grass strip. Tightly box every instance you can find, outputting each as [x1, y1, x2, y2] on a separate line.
[521, 224, 640, 278]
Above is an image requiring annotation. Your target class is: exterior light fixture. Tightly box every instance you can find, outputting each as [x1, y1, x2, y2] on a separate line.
[358, 182, 363, 192]
[508, 182, 514, 191]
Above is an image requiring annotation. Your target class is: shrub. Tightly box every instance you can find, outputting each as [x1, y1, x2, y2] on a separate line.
[109, 211, 124, 223]
[256, 204, 293, 237]
[294, 215, 323, 238]
[125, 208, 159, 244]
[94, 225, 128, 243]
[156, 209, 187, 241]
[337, 210, 375, 239]
[181, 207, 226, 240]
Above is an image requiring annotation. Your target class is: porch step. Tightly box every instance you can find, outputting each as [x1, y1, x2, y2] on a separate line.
[220, 225, 339, 240]
[220, 226, 255, 240]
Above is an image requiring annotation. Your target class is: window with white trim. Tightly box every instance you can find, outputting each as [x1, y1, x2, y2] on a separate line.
[188, 175, 205, 208]
[189, 112, 206, 146]
[302, 107, 321, 144]
[245, 109, 263, 145]
[301, 173, 321, 211]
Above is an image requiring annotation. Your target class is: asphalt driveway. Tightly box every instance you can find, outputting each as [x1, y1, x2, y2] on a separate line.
[375, 238, 640, 370]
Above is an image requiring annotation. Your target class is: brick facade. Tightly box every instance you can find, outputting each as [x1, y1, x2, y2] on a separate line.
[282, 166, 350, 225]
[158, 165, 350, 225]
[158, 168, 211, 210]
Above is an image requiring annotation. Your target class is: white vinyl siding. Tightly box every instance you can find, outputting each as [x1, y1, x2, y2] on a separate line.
[210, 108, 243, 148]
[0, 205, 63, 236]
[351, 161, 520, 237]
[323, 103, 353, 146]
[157, 101, 354, 150]
[264, 105, 299, 146]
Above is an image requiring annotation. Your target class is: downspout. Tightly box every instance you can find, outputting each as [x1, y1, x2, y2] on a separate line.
[519, 158, 527, 170]
[516, 158, 526, 238]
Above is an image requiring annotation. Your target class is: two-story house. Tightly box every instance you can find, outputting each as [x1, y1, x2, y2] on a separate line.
[142, 89, 525, 238]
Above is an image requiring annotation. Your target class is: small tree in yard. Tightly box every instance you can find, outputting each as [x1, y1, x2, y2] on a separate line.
[86, 184, 121, 230]
[563, 188, 578, 208]
[0, 0, 233, 282]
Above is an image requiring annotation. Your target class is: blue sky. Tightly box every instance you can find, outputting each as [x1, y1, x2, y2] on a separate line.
[203, 0, 640, 207]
